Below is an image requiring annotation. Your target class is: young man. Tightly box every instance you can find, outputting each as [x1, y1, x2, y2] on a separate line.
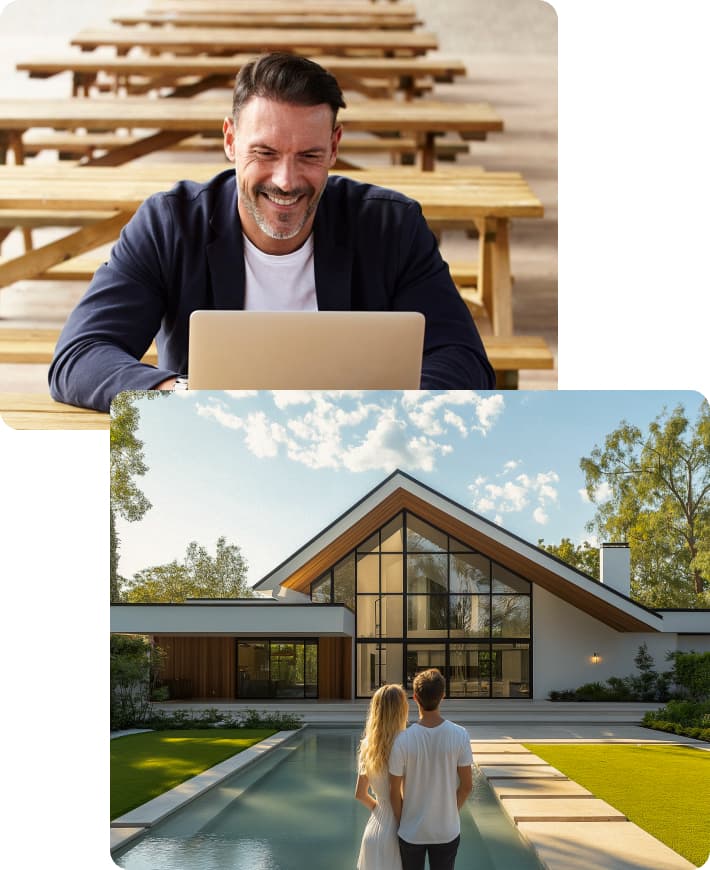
[389, 668, 473, 870]
[49, 52, 494, 411]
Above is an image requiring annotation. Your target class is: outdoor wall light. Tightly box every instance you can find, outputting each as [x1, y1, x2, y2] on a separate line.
[591, 652, 601, 664]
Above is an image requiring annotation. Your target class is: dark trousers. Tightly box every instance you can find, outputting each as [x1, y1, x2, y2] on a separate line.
[398, 834, 461, 870]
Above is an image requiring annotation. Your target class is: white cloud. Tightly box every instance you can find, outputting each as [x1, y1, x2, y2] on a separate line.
[443, 410, 468, 437]
[472, 393, 505, 434]
[223, 390, 258, 399]
[578, 481, 612, 503]
[243, 412, 287, 459]
[468, 464, 560, 526]
[196, 391, 505, 473]
[342, 410, 450, 473]
[502, 459, 522, 473]
[196, 402, 244, 430]
[533, 506, 549, 525]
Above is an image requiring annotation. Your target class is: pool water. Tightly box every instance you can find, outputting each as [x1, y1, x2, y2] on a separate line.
[113, 728, 542, 870]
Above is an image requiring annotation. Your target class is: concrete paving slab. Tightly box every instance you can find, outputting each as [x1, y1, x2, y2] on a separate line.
[478, 763, 566, 778]
[110, 827, 146, 852]
[477, 752, 553, 765]
[488, 778, 592, 798]
[502, 796, 627, 822]
[516, 820, 696, 869]
[471, 742, 530, 753]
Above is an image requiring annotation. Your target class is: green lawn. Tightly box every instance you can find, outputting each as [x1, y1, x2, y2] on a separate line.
[111, 728, 275, 820]
[523, 743, 710, 867]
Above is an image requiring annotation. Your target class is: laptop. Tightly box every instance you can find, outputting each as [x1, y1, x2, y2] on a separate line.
[187, 310, 425, 390]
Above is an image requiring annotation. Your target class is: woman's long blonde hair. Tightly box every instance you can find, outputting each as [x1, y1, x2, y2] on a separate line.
[359, 683, 409, 775]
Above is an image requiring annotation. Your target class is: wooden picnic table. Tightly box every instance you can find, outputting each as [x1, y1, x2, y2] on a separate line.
[0, 97, 502, 171]
[0, 164, 542, 336]
[0, 393, 109, 430]
[147, 1, 419, 14]
[17, 54, 467, 101]
[70, 26, 438, 58]
[113, 12, 422, 30]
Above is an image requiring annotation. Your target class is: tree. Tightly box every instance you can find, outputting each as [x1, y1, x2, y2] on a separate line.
[110, 392, 166, 601]
[110, 634, 166, 729]
[538, 537, 600, 578]
[122, 536, 251, 602]
[580, 401, 710, 607]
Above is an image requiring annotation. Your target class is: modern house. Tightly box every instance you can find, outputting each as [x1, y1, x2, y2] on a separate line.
[110, 471, 710, 701]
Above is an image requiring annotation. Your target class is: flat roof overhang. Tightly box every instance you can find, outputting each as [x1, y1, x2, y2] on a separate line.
[263, 485, 663, 634]
[110, 603, 355, 637]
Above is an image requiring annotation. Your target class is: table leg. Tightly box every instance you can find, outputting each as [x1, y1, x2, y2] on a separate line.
[0, 211, 134, 289]
[476, 216, 513, 336]
[420, 131, 436, 171]
[83, 129, 191, 166]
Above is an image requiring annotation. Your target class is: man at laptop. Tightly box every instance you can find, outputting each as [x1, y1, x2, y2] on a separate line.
[49, 52, 495, 412]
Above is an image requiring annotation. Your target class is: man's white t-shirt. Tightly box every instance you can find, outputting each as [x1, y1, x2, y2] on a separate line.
[389, 719, 473, 844]
[242, 233, 318, 311]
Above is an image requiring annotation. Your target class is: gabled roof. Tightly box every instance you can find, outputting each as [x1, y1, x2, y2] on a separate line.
[254, 470, 664, 633]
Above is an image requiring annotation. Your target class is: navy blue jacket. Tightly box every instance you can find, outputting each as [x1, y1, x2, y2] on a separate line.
[49, 171, 495, 411]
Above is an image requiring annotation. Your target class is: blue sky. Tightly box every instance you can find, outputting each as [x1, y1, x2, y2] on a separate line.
[115, 390, 706, 586]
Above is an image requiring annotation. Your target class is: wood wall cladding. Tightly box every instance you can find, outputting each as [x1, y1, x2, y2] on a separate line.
[319, 637, 352, 699]
[156, 635, 352, 700]
[156, 635, 236, 699]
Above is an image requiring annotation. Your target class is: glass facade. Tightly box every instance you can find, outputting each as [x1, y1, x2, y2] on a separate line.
[311, 511, 532, 699]
[237, 639, 318, 699]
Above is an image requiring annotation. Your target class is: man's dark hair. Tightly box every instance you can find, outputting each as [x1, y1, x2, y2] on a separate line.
[413, 668, 446, 711]
[232, 52, 346, 124]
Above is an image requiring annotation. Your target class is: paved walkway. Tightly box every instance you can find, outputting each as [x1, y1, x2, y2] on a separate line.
[471, 737, 701, 869]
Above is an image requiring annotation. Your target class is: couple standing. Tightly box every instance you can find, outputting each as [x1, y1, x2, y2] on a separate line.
[355, 669, 473, 870]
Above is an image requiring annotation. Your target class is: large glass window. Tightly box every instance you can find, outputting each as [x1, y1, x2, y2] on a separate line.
[308, 511, 532, 698]
[449, 644, 491, 698]
[333, 555, 355, 611]
[356, 642, 404, 697]
[406, 644, 446, 690]
[237, 640, 318, 699]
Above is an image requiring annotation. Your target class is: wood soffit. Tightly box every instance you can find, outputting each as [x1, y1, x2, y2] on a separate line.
[281, 487, 657, 633]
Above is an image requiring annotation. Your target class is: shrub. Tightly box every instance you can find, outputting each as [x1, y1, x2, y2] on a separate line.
[111, 635, 166, 730]
[642, 699, 710, 742]
[137, 707, 303, 731]
[667, 651, 710, 701]
[548, 645, 672, 703]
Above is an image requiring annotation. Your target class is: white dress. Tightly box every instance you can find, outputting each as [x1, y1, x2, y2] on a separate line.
[357, 765, 402, 870]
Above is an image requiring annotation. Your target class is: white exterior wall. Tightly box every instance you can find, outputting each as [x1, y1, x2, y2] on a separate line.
[111, 604, 355, 637]
[676, 635, 710, 653]
[532, 587, 681, 699]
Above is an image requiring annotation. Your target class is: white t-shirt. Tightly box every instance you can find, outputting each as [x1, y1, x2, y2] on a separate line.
[242, 233, 317, 311]
[389, 719, 473, 845]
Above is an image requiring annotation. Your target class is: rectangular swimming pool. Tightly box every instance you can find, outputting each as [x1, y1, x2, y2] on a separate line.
[113, 728, 542, 869]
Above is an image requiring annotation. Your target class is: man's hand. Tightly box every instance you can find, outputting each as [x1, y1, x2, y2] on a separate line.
[389, 773, 404, 824]
[456, 765, 473, 810]
[153, 377, 177, 390]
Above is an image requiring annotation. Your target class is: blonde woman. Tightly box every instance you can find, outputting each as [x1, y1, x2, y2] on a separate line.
[355, 683, 410, 870]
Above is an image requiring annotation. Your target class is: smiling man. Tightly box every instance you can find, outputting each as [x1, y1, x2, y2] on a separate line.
[49, 53, 495, 411]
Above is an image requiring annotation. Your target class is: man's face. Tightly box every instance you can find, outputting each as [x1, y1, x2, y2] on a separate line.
[223, 97, 342, 255]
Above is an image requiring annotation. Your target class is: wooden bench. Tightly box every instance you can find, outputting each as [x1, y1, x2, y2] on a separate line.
[112, 12, 423, 30]
[0, 329, 554, 389]
[20, 131, 468, 164]
[70, 26, 440, 58]
[17, 54, 467, 100]
[147, 1, 420, 15]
